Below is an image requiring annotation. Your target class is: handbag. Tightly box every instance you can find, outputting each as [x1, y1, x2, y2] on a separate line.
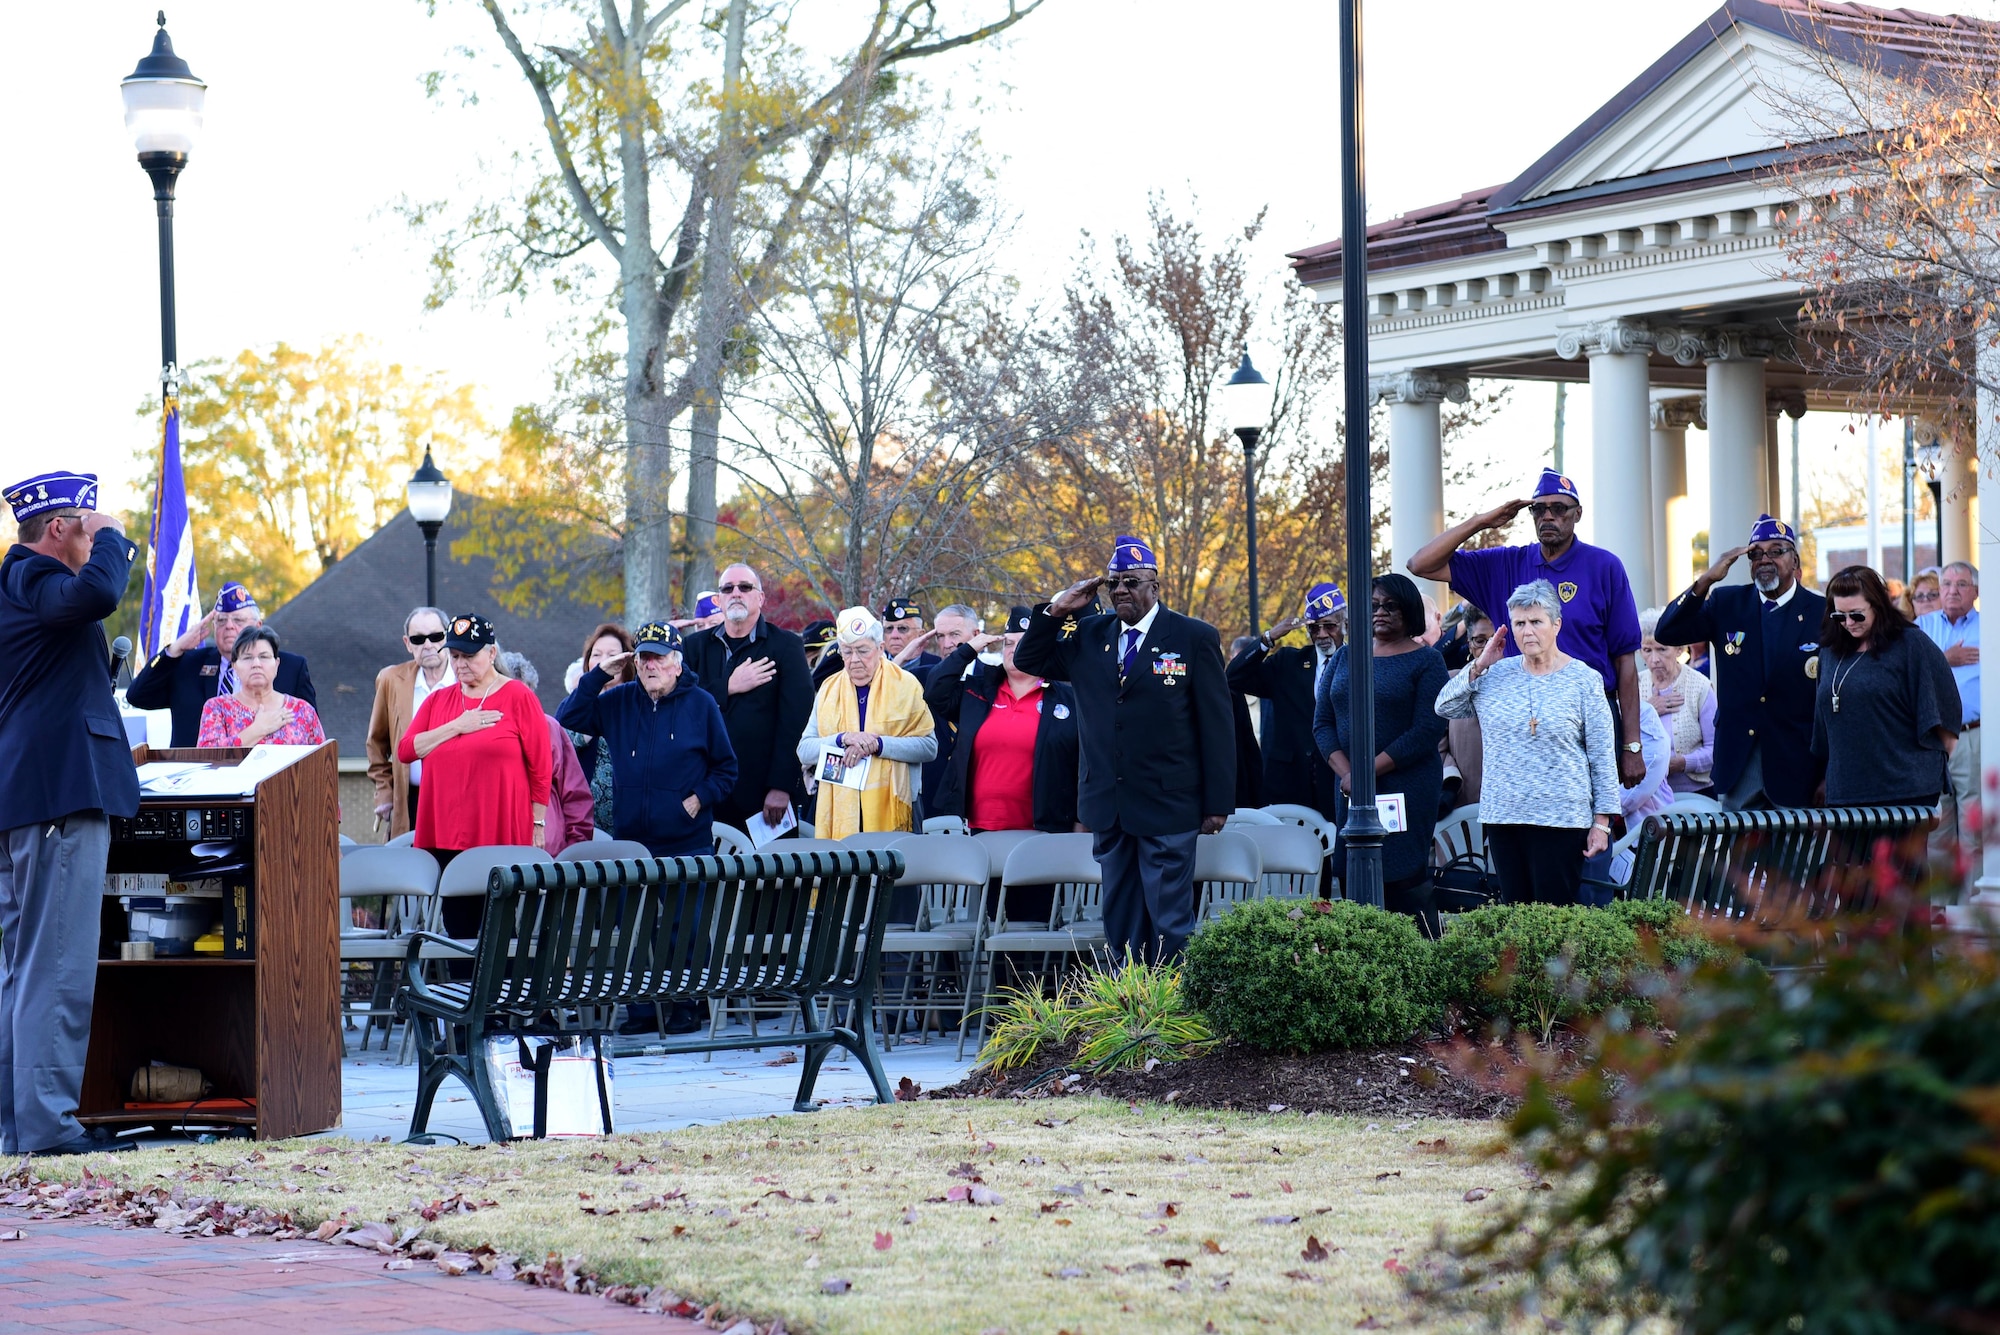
[1432, 850, 1504, 911]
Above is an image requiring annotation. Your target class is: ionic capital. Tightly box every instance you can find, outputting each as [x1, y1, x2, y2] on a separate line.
[1650, 395, 1706, 431]
[1767, 388, 1808, 419]
[1671, 325, 1778, 364]
[1555, 318, 1658, 360]
[1370, 369, 1470, 406]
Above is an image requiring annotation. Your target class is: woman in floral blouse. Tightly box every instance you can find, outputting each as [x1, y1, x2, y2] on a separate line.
[196, 626, 328, 748]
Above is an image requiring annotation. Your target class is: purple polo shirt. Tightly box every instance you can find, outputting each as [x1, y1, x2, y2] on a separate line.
[1447, 539, 1641, 693]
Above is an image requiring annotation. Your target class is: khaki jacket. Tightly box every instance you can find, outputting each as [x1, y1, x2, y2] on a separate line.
[366, 659, 447, 837]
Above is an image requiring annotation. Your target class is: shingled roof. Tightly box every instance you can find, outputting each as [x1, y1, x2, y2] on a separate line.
[262, 495, 617, 761]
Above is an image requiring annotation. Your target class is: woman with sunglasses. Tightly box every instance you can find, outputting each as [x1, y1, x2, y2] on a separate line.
[1811, 565, 1961, 807]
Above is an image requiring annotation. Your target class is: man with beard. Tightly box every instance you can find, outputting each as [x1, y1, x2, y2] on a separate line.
[1016, 536, 1234, 963]
[1655, 515, 1825, 808]
[1409, 469, 1647, 789]
[1226, 581, 1345, 818]
[678, 564, 813, 834]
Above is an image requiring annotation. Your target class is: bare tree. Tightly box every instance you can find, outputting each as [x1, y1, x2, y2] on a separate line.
[416, 0, 1045, 617]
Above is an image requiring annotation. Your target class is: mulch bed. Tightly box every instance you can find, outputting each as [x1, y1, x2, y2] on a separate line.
[924, 1038, 1521, 1120]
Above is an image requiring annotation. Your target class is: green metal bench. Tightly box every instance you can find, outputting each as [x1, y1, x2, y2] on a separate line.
[396, 848, 900, 1141]
[1595, 806, 1937, 918]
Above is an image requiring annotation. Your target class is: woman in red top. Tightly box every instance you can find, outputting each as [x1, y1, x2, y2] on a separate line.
[923, 605, 1081, 833]
[397, 613, 552, 861]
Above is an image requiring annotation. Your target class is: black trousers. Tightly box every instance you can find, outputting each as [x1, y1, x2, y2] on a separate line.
[1485, 823, 1587, 906]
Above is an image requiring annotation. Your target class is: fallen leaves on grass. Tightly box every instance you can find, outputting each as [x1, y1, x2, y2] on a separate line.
[820, 1277, 852, 1294]
[1463, 1187, 1491, 1202]
[1302, 1236, 1333, 1262]
[873, 1230, 893, 1251]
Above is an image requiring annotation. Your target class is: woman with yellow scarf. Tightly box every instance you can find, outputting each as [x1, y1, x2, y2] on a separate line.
[796, 607, 939, 838]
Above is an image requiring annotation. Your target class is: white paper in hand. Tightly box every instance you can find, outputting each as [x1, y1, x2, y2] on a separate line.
[744, 805, 798, 848]
[1378, 792, 1408, 834]
[817, 746, 872, 791]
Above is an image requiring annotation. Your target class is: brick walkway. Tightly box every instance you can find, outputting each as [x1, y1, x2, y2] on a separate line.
[0, 1210, 703, 1334]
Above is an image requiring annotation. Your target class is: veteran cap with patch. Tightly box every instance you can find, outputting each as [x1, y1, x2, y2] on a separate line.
[881, 596, 923, 622]
[4, 470, 99, 522]
[634, 620, 684, 656]
[444, 613, 497, 653]
[1304, 582, 1345, 621]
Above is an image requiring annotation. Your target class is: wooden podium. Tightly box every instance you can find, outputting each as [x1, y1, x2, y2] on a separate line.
[82, 742, 341, 1141]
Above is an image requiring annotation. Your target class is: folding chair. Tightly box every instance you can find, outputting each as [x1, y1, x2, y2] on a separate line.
[877, 835, 991, 1054]
[1194, 829, 1263, 920]
[1236, 823, 1323, 900]
[711, 824, 754, 857]
[557, 838, 654, 861]
[967, 833, 1104, 1051]
[338, 845, 441, 1051]
[1224, 807, 1282, 828]
[841, 830, 915, 851]
[922, 814, 970, 836]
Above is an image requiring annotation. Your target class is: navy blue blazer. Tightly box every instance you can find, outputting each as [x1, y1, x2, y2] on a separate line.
[1227, 641, 1337, 817]
[128, 642, 317, 748]
[1655, 580, 1825, 806]
[0, 531, 143, 828]
[1015, 604, 1235, 837]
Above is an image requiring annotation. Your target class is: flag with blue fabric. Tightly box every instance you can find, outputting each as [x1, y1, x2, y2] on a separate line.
[141, 396, 201, 658]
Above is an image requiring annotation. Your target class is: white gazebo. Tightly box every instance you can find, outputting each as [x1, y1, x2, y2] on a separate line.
[1289, 0, 1995, 889]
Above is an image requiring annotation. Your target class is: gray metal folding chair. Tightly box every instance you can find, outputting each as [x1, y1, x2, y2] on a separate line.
[840, 830, 915, 851]
[1237, 823, 1323, 900]
[877, 835, 991, 1054]
[967, 833, 1104, 1051]
[557, 838, 655, 862]
[711, 824, 754, 856]
[337, 845, 441, 1052]
[1224, 807, 1282, 828]
[1194, 829, 1263, 920]
[922, 814, 970, 836]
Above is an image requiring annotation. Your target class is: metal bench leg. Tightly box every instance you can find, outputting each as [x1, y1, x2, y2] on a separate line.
[844, 995, 894, 1106]
[792, 995, 833, 1111]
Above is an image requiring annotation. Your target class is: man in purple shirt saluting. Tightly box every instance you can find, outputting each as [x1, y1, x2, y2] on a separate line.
[1408, 468, 1647, 788]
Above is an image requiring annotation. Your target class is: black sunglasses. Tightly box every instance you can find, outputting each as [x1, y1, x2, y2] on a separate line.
[1105, 575, 1154, 591]
[1830, 609, 1870, 624]
[407, 631, 446, 645]
[1746, 545, 1795, 562]
[716, 581, 759, 594]
[1528, 502, 1578, 518]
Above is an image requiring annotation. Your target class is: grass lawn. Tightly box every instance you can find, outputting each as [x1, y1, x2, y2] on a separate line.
[40, 1101, 1529, 1333]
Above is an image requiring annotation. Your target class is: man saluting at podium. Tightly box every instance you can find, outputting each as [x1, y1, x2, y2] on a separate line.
[0, 471, 142, 1155]
[1016, 535, 1234, 964]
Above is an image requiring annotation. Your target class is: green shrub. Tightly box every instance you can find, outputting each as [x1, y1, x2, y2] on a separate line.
[1432, 897, 2000, 1332]
[1434, 903, 1644, 1039]
[1182, 899, 1440, 1052]
[1601, 894, 1731, 972]
[974, 957, 1214, 1074]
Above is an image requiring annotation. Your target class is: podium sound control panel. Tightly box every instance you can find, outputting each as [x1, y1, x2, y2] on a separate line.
[112, 805, 252, 842]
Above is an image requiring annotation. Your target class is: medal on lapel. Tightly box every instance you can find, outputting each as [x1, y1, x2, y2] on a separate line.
[1723, 631, 1745, 656]
[1152, 651, 1186, 685]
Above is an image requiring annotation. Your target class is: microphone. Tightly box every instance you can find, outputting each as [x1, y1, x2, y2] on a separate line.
[110, 635, 132, 685]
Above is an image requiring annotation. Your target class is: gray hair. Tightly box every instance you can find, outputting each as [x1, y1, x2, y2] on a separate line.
[403, 605, 448, 637]
[497, 649, 540, 691]
[1637, 605, 1664, 639]
[1942, 560, 1979, 585]
[1505, 579, 1564, 623]
[937, 603, 979, 624]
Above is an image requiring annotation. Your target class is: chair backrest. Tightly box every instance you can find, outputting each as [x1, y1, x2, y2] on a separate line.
[1195, 830, 1263, 885]
[711, 824, 754, 857]
[1237, 824, 1323, 882]
[387, 831, 417, 848]
[887, 835, 991, 931]
[340, 844, 443, 898]
[797, 820, 816, 838]
[339, 834, 358, 851]
[1261, 803, 1338, 858]
[1624, 805, 1935, 918]
[840, 830, 913, 851]
[782, 838, 849, 855]
[438, 845, 556, 898]
[1432, 803, 1484, 869]
[993, 832, 1103, 931]
[921, 814, 970, 836]
[974, 829, 1040, 878]
[557, 838, 655, 862]
[590, 828, 613, 843]
[1225, 807, 1282, 827]
[1669, 792, 1725, 815]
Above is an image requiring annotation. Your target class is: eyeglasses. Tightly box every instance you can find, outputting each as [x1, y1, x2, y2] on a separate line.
[407, 631, 446, 645]
[1830, 609, 1871, 624]
[1746, 545, 1795, 562]
[716, 582, 759, 594]
[1105, 576, 1153, 591]
[1528, 502, 1578, 519]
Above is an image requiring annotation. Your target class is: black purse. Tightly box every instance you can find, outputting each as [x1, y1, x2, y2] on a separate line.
[1432, 850, 1503, 911]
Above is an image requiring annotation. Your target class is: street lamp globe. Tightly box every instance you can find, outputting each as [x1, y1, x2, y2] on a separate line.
[406, 450, 454, 525]
[1222, 349, 1272, 439]
[121, 13, 206, 158]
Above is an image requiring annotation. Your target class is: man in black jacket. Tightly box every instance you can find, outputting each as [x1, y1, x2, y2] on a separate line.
[1227, 581, 1344, 818]
[1654, 515, 1824, 808]
[1016, 537, 1234, 962]
[127, 580, 316, 747]
[924, 605, 1080, 831]
[679, 563, 814, 833]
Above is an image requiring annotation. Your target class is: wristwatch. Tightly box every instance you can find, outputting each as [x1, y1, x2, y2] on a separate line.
[1622, 741, 1643, 754]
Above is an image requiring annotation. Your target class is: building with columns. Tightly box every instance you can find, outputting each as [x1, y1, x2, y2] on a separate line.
[1289, 0, 1996, 895]
[1289, 0, 1980, 611]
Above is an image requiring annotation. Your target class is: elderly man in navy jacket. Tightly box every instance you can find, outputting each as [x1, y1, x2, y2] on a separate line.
[1016, 536, 1234, 963]
[1227, 581, 1345, 819]
[127, 579, 316, 747]
[0, 471, 142, 1155]
[1655, 515, 1826, 808]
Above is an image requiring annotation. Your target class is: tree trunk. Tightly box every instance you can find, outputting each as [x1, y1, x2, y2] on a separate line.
[619, 17, 671, 622]
[683, 0, 747, 601]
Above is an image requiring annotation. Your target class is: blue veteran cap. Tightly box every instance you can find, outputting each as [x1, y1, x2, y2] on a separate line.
[1007, 604, 1034, 633]
[693, 591, 720, 618]
[1532, 468, 1580, 503]
[216, 581, 254, 614]
[4, 471, 99, 522]
[881, 596, 923, 622]
[1304, 582, 1345, 621]
[1109, 535, 1157, 571]
[634, 620, 684, 656]
[1748, 513, 1797, 546]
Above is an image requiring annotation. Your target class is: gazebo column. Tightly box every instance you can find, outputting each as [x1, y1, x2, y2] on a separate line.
[1558, 319, 1657, 602]
[1768, 390, 1806, 526]
[1372, 370, 1467, 602]
[1651, 395, 1703, 604]
[1975, 333, 2000, 899]
[1942, 439, 1976, 569]
[1697, 330, 1774, 584]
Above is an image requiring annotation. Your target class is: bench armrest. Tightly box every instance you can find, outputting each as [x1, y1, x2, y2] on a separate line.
[401, 931, 475, 1005]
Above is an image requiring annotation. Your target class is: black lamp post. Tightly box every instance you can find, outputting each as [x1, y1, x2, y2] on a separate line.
[406, 450, 454, 608]
[1337, 0, 1386, 908]
[1223, 350, 1273, 634]
[121, 13, 205, 389]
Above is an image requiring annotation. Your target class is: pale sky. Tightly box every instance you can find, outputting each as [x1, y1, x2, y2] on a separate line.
[0, 0, 1973, 544]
